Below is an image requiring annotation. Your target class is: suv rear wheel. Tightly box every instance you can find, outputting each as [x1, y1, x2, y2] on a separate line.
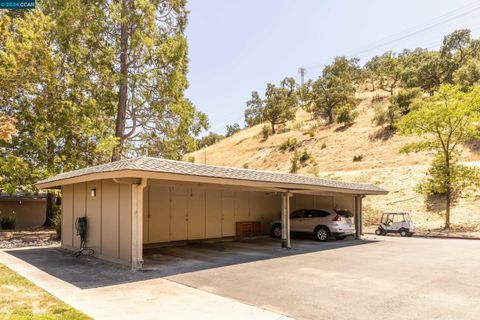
[271, 224, 282, 238]
[314, 226, 330, 242]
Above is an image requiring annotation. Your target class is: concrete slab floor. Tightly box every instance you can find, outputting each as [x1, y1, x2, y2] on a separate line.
[165, 236, 480, 320]
[2, 237, 480, 320]
[0, 242, 294, 320]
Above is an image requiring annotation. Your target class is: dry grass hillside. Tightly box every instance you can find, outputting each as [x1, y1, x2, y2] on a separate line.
[188, 90, 480, 232]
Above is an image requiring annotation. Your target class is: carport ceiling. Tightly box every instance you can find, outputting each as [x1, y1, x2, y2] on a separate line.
[36, 157, 387, 195]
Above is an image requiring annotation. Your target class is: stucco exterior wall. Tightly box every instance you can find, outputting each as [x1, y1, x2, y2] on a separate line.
[61, 180, 132, 265]
[0, 200, 46, 228]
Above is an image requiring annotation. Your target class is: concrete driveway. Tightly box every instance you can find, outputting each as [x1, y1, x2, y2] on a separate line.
[2, 237, 480, 320]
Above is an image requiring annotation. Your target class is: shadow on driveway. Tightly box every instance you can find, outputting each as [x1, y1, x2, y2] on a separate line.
[4, 237, 376, 289]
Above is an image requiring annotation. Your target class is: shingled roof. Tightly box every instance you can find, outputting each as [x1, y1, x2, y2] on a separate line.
[36, 157, 387, 195]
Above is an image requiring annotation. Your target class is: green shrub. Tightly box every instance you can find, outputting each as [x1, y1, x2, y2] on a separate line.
[279, 137, 298, 151]
[290, 150, 312, 173]
[391, 87, 422, 115]
[262, 125, 270, 140]
[186, 156, 195, 163]
[243, 163, 249, 169]
[0, 212, 16, 230]
[51, 206, 62, 239]
[353, 154, 364, 162]
[372, 88, 421, 130]
[293, 121, 304, 130]
[290, 153, 300, 173]
[299, 149, 311, 163]
[321, 143, 327, 149]
[335, 104, 358, 126]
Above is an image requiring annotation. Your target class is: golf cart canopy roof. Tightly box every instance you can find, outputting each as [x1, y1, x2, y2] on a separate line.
[383, 212, 409, 215]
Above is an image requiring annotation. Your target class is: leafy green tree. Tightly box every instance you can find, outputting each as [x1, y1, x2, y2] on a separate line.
[401, 49, 443, 95]
[305, 57, 358, 124]
[244, 91, 264, 127]
[440, 29, 480, 83]
[0, 11, 115, 166]
[417, 152, 479, 212]
[244, 77, 298, 134]
[398, 85, 480, 228]
[0, 10, 117, 223]
[226, 123, 241, 137]
[43, 0, 208, 161]
[196, 132, 224, 149]
[453, 59, 480, 90]
[365, 51, 402, 95]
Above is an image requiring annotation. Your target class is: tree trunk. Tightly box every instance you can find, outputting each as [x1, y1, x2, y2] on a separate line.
[112, 0, 129, 162]
[445, 188, 451, 229]
[444, 153, 451, 229]
[43, 192, 55, 227]
[271, 122, 276, 134]
[327, 109, 334, 124]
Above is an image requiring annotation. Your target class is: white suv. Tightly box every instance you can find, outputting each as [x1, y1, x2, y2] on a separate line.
[271, 209, 355, 241]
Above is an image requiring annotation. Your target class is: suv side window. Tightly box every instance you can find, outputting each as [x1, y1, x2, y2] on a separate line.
[305, 210, 330, 218]
[315, 210, 331, 218]
[290, 210, 304, 219]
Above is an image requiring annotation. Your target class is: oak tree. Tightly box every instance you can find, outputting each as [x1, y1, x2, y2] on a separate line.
[398, 85, 480, 228]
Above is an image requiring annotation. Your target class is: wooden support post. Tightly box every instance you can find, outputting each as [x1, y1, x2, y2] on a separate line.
[355, 196, 363, 240]
[131, 178, 147, 271]
[281, 193, 287, 248]
[281, 192, 292, 249]
[286, 191, 291, 249]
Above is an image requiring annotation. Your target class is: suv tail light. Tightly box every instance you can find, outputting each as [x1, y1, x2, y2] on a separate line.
[332, 214, 341, 221]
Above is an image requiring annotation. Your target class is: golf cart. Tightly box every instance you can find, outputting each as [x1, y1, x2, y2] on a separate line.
[375, 212, 414, 237]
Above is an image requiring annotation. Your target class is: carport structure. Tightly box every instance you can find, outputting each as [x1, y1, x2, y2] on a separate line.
[36, 157, 387, 270]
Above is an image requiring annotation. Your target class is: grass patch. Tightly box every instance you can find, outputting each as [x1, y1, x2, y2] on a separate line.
[290, 149, 313, 173]
[279, 137, 298, 152]
[0, 264, 90, 320]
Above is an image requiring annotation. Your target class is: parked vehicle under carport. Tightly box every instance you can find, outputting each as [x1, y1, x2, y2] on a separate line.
[271, 209, 355, 241]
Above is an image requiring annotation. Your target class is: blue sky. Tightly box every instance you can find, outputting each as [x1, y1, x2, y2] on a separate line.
[185, 0, 480, 134]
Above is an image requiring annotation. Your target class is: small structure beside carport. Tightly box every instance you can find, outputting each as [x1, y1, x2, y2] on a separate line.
[0, 193, 47, 228]
[36, 157, 387, 270]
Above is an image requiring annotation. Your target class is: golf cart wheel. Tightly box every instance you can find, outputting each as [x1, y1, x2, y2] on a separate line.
[382, 229, 387, 236]
[335, 236, 347, 240]
[271, 224, 282, 238]
[375, 229, 383, 236]
[315, 226, 330, 242]
[399, 229, 408, 237]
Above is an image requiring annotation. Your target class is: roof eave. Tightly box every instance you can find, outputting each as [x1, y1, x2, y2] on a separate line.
[35, 169, 388, 196]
